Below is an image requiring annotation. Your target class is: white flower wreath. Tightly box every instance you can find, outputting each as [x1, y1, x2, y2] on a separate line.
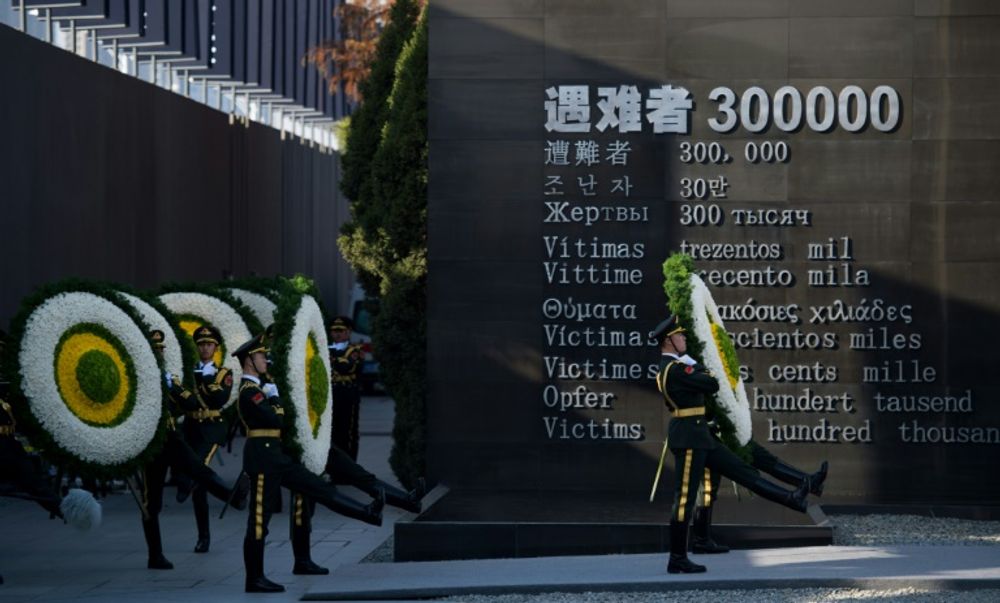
[118, 292, 184, 378]
[18, 292, 162, 466]
[227, 288, 277, 328]
[688, 274, 752, 445]
[158, 292, 252, 407]
[283, 295, 333, 474]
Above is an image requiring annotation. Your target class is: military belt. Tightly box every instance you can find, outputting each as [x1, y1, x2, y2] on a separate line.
[673, 407, 706, 418]
[187, 409, 223, 421]
[0, 425, 13, 436]
[248, 429, 281, 439]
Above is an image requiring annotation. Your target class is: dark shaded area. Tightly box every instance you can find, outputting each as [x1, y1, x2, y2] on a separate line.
[0, 23, 351, 323]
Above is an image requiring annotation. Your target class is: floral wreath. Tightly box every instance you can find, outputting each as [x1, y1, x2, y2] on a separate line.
[227, 288, 277, 329]
[118, 292, 187, 382]
[2, 282, 167, 477]
[663, 253, 752, 456]
[157, 288, 262, 408]
[268, 282, 332, 474]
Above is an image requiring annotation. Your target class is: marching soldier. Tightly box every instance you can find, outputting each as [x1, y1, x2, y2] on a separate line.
[175, 324, 233, 553]
[651, 315, 810, 574]
[692, 439, 828, 554]
[328, 316, 363, 460]
[141, 330, 248, 569]
[234, 332, 383, 593]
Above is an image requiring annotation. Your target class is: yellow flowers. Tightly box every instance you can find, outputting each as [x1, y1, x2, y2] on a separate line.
[710, 323, 740, 390]
[304, 335, 330, 437]
[54, 329, 134, 427]
[16, 289, 163, 470]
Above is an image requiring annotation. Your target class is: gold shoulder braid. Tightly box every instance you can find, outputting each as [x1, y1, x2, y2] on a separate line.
[656, 361, 681, 411]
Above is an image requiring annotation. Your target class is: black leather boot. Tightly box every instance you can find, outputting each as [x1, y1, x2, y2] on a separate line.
[667, 520, 707, 574]
[244, 538, 284, 593]
[142, 520, 174, 570]
[321, 487, 384, 526]
[746, 476, 809, 512]
[291, 522, 329, 575]
[194, 535, 210, 554]
[808, 461, 828, 496]
[691, 507, 729, 554]
[193, 488, 211, 553]
[766, 459, 827, 497]
[380, 477, 424, 514]
[175, 474, 193, 503]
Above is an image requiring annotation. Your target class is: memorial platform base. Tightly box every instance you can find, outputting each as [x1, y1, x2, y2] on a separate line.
[394, 488, 833, 562]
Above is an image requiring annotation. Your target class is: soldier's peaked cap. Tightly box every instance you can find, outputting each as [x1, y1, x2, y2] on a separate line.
[232, 332, 267, 360]
[650, 315, 686, 343]
[149, 329, 167, 349]
[329, 316, 352, 331]
[194, 324, 222, 345]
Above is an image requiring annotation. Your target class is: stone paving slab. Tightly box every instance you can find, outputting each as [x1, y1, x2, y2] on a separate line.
[304, 545, 1000, 601]
[0, 397, 404, 603]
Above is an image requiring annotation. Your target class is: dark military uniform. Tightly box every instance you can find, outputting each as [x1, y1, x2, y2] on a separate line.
[140, 330, 247, 569]
[1, 380, 65, 586]
[657, 355, 811, 512]
[178, 325, 234, 552]
[289, 446, 424, 574]
[693, 435, 827, 553]
[651, 315, 809, 573]
[0, 388, 62, 518]
[235, 332, 381, 592]
[657, 353, 760, 526]
[328, 316, 363, 460]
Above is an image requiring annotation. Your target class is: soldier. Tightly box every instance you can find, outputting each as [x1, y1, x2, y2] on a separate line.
[651, 315, 810, 574]
[328, 316, 363, 460]
[0, 330, 101, 584]
[691, 440, 828, 554]
[234, 332, 383, 593]
[289, 447, 426, 575]
[175, 324, 233, 553]
[1, 335, 62, 587]
[141, 329, 249, 569]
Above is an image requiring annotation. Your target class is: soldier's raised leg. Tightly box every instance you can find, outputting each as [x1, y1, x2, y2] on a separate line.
[326, 445, 422, 513]
[749, 440, 828, 496]
[706, 444, 810, 513]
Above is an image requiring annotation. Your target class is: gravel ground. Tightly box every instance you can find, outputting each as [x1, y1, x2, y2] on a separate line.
[362, 513, 1000, 563]
[360, 533, 394, 563]
[362, 515, 1000, 600]
[445, 588, 1000, 602]
[829, 514, 1000, 546]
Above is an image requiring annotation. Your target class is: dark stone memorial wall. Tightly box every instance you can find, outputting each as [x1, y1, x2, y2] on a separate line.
[426, 0, 1000, 523]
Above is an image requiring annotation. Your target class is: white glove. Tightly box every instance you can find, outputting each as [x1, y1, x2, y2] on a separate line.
[678, 354, 697, 366]
[199, 363, 217, 377]
[262, 383, 279, 398]
[164, 372, 174, 388]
